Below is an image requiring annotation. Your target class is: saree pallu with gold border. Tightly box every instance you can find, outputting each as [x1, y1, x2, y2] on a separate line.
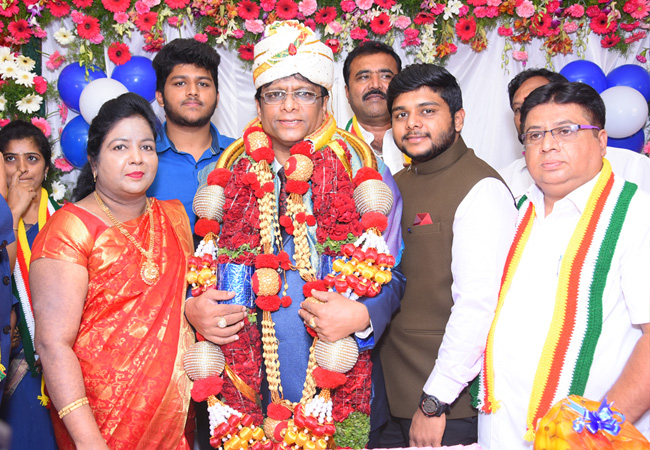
[31, 199, 195, 450]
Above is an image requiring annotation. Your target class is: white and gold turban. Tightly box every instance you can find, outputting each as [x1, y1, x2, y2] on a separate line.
[253, 20, 333, 91]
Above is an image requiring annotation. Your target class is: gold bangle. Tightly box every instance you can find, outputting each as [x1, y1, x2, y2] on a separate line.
[58, 397, 89, 419]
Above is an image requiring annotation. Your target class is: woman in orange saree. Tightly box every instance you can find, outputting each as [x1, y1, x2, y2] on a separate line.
[30, 93, 194, 450]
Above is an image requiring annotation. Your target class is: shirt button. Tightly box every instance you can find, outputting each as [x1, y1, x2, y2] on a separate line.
[2, 276, 9, 286]
[2, 325, 10, 334]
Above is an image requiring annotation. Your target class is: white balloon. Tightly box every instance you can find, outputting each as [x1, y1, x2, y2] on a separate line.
[79, 78, 129, 124]
[600, 86, 649, 139]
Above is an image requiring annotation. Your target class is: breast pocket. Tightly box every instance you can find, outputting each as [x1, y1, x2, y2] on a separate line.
[406, 222, 442, 235]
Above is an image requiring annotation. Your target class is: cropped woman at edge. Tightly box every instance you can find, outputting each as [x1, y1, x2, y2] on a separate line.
[30, 93, 195, 450]
[0, 120, 58, 450]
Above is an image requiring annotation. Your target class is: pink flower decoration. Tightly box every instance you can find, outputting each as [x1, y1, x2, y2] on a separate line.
[341, 0, 356, 12]
[46, 51, 66, 71]
[54, 157, 74, 172]
[458, 4, 469, 16]
[401, 28, 421, 47]
[58, 102, 68, 123]
[431, 3, 445, 14]
[516, 0, 535, 18]
[135, 1, 150, 14]
[474, 6, 487, 17]
[642, 141, 650, 155]
[356, 0, 373, 10]
[142, 0, 160, 7]
[637, 54, 647, 63]
[564, 4, 585, 17]
[350, 26, 368, 40]
[298, 0, 317, 16]
[88, 33, 104, 44]
[114, 11, 129, 23]
[232, 29, 245, 38]
[487, 0, 501, 5]
[71, 10, 84, 23]
[304, 18, 316, 30]
[394, 15, 411, 29]
[245, 19, 264, 33]
[34, 76, 47, 94]
[0, 119, 10, 128]
[563, 21, 579, 33]
[31, 117, 51, 138]
[33, 27, 47, 38]
[328, 20, 343, 33]
[260, 0, 275, 11]
[194, 33, 208, 43]
[486, 5, 499, 17]
[513, 50, 528, 61]
[498, 26, 513, 36]
[624, 0, 650, 19]
[167, 16, 181, 26]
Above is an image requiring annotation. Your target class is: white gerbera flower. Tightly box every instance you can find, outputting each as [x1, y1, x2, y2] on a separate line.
[16, 94, 42, 114]
[0, 94, 6, 112]
[14, 70, 35, 87]
[16, 55, 35, 72]
[50, 180, 66, 202]
[0, 47, 13, 64]
[54, 28, 74, 45]
[0, 60, 19, 79]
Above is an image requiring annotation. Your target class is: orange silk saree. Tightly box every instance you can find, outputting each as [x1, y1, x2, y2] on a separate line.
[31, 199, 195, 450]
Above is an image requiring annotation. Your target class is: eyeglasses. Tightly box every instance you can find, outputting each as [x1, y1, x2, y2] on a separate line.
[261, 90, 323, 105]
[520, 124, 600, 147]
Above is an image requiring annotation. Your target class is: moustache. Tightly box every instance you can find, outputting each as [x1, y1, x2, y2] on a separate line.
[402, 131, 431, 140]
[362, 89, 387, 101]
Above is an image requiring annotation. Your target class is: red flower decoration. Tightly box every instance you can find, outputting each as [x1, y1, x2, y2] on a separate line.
[77, 15, 101, 40]
[207, 168, 232, 187]
[0, 0, 19, 17]
[101, 0, 129, 12]
[239, 44, 255, 61]
[47, 0, 70, 17]
[590, 12, 617, 34]
[600, 34, 621, 47]
[33, 76, 47, 94]
[237, 0, 260, 20]
[360, 212, 388, 232]
[313, 367, 347, 389]
[281, 296, 292, 307]
[370, 12, 392, 34]
[314, 6, 337, 24]
[135, 12, 158, 32]
[455, 16, 477, 41]
[108, 42, 132, 65]
[325, 39, 341, 54]
[250, 147, 275, 164]
[191, 376, 224, 402]
[586, 5, 601, 17]
[279, 215, 292, 228]
[166, 0, 189, 7]
[195, 218, 221, 236]
[255, 254, 280, 269]
[275, 0, 298, 20]
[414, 12, 436, 25]
[295, 212, 306, 223]
[255, 295, 282, 312]
[352, 167, 382, 187]
[290, 141, 314, 156]
[302, 280, 326, 298]
[277, 251, 291, 270]
[375, 0, 395, 7]
[620, 21, 640, 31]
[285, 180, 309, 195]
[268, 403, 292, 420]
[8, 19, 32, 41]
[624, 31, 646, 44]
[306, 215, 316, 226]
[72, 0, 92, 7]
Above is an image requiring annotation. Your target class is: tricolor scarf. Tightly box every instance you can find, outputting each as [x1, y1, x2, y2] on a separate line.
[12, 188, 59, 371]
[473, 159, 637, 440]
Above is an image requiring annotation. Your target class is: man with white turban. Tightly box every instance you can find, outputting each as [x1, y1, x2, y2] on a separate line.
[187, 21, 406, 448]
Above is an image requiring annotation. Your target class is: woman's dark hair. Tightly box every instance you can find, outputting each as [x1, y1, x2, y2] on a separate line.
[519, 81, 606, 133]
[72, 93, 160, 201]
[0, 119, 52, 170]
[387, 63, 463, 117]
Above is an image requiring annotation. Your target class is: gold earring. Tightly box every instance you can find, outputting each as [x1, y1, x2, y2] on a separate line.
[93, 172, 97, 182]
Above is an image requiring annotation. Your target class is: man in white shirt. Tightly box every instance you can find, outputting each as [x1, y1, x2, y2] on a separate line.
[499, 68, 650, 200]
[477, 81, 650, 449]
[343, 41, 407, 174]
[380, 63, 517, 447]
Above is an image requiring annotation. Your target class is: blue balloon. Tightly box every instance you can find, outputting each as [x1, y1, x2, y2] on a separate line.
[559, 60, 607, 93]
[60, 115, 90, 169]
[606, 64, 650, 102]
[57, 64, 106, 113]
[607, 129, 645, 153]
[111, 56, 157, 102]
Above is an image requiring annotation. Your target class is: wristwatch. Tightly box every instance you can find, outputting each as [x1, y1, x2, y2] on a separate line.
[419, 392, 450, 417]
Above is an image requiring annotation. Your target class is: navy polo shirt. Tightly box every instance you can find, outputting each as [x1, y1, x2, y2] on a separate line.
[148, 122, 235, 230]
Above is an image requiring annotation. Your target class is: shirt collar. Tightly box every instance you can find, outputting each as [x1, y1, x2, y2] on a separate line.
[157, 122, 223, 155]
[527, 166, 602, 217]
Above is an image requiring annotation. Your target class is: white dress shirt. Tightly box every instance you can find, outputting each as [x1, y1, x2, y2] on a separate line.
[478, 172, 650, 449]
[354, 120, 408, 175]
[498, 147, 650, 200]
[422, 178, 517, 404]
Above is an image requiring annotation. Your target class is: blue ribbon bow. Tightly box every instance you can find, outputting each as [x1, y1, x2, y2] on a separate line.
[571, 398, 625, 436]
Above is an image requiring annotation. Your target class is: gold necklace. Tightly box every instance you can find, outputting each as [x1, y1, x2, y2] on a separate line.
[94, 191, 160, 285]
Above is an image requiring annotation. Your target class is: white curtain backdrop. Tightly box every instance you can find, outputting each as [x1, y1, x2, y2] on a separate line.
[42, 23, 649, 171]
